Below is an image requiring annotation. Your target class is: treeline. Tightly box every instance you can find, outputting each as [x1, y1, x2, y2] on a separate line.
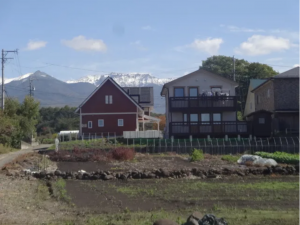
[37, 106, 79, 137]
[0, 97, 40, 148]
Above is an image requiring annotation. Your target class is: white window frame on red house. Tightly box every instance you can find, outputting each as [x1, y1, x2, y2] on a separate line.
[118, 119, 124, 127]
[98, 119, 104, 127]
[105, 95, 113, 104]
[88, 121, 93, 128]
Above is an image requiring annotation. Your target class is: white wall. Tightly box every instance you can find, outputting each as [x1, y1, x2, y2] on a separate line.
[244, 84, 255, 117]
[168, 70, 237, 97]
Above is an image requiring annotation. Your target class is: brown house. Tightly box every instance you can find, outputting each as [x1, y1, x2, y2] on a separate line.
[251, 66, 299, 135]
[75, 77, 159, 137]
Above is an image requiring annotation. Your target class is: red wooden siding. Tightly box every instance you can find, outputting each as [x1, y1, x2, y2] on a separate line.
[81, 79, 138, 113]
[82, 114, 137, 136]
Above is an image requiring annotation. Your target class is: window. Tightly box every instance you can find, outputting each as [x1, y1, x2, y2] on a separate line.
[183, 113, 188, 122]
[88, 121, 92, 128]
[174, 87, 184, 97]
[267, 89, 270, 98]
[213, 113, 221, 121]
[250, 102, 252, 110]
[118, 119, 124, 126]
[98, 119, 104, 127]
[189, 87, 198, 97]
[105, 95, 113, 104]
[190, 114, 198, 122]
[201, 113, 210, 122]
[259, 118, 265, 124]
[256, 95, 260, 104]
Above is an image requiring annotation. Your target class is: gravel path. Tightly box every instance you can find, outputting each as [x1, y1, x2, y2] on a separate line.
[0, 144, 52, 169]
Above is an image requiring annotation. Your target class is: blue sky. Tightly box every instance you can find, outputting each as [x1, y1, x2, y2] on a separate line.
[0, 0, 299, 81]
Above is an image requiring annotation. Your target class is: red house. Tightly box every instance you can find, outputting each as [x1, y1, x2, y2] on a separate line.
[75, 77, 160, 137]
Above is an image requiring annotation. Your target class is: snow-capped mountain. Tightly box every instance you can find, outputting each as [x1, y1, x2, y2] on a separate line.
[66, 72, 174, 87]
[0, 72, 33, 84]
[2, 71, 173, 113]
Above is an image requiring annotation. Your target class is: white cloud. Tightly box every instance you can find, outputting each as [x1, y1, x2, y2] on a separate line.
[294, 64, 299, 67]
[61, 36, 107, 52]
[221, 25, 265, 33]
[130, 40, 147, 51]
[235, 35, 291, 56]
[142, 25, 154, 31]
[176, 38, 223, 55]
[24, 40, 47, 50]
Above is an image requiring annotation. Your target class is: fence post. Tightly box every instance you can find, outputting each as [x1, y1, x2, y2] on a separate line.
[291, 137, 295, 154]
[69, 132, 71, 142]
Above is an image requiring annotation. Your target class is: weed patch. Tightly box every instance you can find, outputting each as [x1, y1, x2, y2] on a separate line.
[221, 155, 240, 163]
[52, 178, 71, 203]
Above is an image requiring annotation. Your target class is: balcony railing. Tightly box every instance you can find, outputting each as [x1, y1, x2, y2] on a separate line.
[169, 121, 251, 136]
[169, 96, 237, 112]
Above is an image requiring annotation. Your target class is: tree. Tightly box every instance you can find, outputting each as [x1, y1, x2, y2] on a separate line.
[18, 96, 40, 140]
[153, 115, 166, 131]
[201, 55, 278, 116]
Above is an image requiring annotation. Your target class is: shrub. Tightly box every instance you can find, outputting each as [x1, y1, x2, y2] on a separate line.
[255, 151, 299, 164]
[221, 155, 240, 163]
[190, 149, 204, 162]
[42, 138, 54, 144]
[110, 147, 135, 161]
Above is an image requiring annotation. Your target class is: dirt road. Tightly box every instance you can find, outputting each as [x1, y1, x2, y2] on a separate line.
[0, 144, 52, 169]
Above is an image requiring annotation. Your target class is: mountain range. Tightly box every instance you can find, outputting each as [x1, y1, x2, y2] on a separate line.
[1, 71, 175, 113]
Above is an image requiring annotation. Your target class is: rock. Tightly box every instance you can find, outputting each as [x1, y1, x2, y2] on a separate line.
[54, 170, 61, 176]
[207, 174, 217, 179]
[186, 211, 203, 225]
[161, 169, 170, 177]
[153, 219, 179, 225]
[76, 174, 83, 180]
[274, 166, 283, 173]
[237, 171, 245, 176]
[39, 171, 46, 178]
[83, 173, 91, 180]
[294, 164, 299, 172]
[104, 175, 114, 180]
[148, 173, 156, 179]
[120, 174, 128, 180]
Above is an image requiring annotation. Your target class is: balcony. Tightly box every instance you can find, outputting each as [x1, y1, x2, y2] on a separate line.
[169, 121, 251, 137]
[169, 96, 237, 112]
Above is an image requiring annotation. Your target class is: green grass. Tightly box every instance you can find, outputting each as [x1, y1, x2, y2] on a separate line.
[111, 179, 299, 202]
[55, 208, 299, 225]
[221, 155, 240, 163]
[0, 144, 19, 154]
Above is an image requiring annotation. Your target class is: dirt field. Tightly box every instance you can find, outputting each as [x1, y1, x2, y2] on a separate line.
[56, 153, 245, 172]
[0, 152, 299, 225]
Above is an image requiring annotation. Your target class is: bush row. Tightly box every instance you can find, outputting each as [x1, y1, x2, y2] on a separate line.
[255, 151, 299, 164]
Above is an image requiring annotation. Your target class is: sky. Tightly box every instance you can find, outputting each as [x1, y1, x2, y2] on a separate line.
[0, 0, 299, 81]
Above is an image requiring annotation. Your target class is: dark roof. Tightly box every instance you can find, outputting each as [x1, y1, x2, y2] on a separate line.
[252, 67, 300, 93]
[250, 79, 267, 89]
[273, 66, 299, 78]
[246, 109, 273, 117]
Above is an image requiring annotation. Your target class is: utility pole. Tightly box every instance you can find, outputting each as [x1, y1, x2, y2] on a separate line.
[1, 49, 18, 110]
[233, 55, 236, 81]
[29, 77, 35, 97]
